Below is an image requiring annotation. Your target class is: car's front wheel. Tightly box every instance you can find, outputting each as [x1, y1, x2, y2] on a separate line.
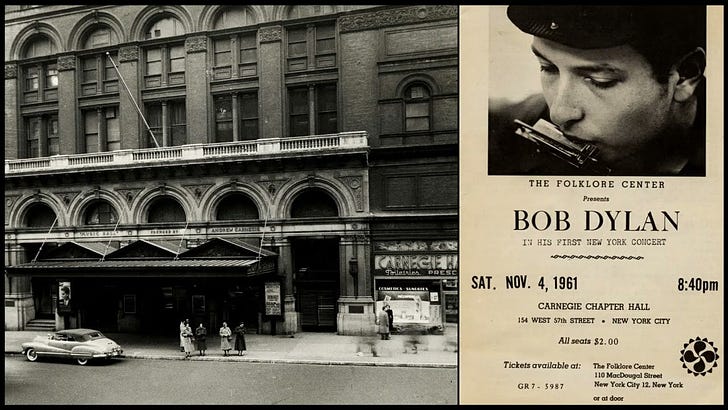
[76, 357, 89, 366]
[25, 348, 38, 362]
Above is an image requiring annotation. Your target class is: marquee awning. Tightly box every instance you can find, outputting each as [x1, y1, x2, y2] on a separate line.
[5, 258, 277, 278]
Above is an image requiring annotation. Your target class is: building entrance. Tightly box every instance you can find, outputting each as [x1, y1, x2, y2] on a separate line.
[292, 238, 339, 331]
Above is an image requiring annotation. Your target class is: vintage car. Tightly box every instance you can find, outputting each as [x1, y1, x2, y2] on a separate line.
[21, 328, 123, 365]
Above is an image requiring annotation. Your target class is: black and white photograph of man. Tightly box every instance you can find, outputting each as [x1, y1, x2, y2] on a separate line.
[488, 6, 706, 176]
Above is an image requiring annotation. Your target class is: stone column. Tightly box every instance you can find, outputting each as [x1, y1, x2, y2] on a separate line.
[276, 238, 299, 334]
[258, 26, 283, 139]
[4, 63, 18, 158]
[56, 54, 77, 155]
[118, 45, 141, 149]
[337, 235, 375, 335]
[185, 36, 208, 144]
[4, 245, 35, 330]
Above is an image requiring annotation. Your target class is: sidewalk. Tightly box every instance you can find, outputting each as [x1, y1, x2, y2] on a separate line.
[5, 330, 457, 368]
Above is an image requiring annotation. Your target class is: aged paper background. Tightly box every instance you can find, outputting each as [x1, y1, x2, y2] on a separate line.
[460, 6, 724, 404]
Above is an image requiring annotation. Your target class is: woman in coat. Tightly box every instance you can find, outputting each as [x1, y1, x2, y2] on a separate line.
[219, 322, 232, 356]
[233, 321, 247, 356]
[181, 324, 194, 358]
[195, 323, 207, 356]
[376, 305, 390, 340]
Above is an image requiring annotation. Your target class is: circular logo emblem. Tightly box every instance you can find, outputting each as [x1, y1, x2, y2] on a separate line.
[680, 337, 719, 376]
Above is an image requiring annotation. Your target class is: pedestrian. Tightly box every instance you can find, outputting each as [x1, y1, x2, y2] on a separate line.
[178, 319, 186, 352]
[219, 322, 232, 356]
[195, 323, 207, 356]
[376, 305, 390, 340]
[233, 321, 247, 356]
[181, 323, 194, 358]
[385, 304, 394, 333]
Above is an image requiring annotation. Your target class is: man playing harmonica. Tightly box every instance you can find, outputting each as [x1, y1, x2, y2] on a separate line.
[488, 6, 706, 176]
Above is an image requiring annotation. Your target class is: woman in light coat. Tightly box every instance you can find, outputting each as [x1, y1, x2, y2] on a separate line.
[181, 324, 194, 358]
[219, 322, 232, 356]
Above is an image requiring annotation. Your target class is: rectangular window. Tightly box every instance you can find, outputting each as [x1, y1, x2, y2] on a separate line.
[314, 23, 336, 68]
[405, 102, 430, 131]
[239, 33, 257, 77]
[82, 57, 98, 83]
[145, 103, 163, 147]
[146, 48, 162, 75]
[169, 45, 185, 73]
[289, 87, 309, 137]
[214, 95, 234, 142]
[106, 107, 120, 151]
[316, 84, 337, 134]
[214, 38, 232, 67]
[144, 101, 184, 147]
[47, 116, 59, 156]
[239, 92, 258, 140]
[25, 66, 39, 90]
[26, 117, 41, 158]
[287, 23, 336, 71]
[84, 110, 99, 153]
[287, 27, 308, 71]
[170, 101, 186, 146]
[45, 64, 58, 88]
[288, 84, 337, 137]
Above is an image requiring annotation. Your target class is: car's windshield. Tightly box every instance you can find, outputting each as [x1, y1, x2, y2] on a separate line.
[77, 331, 105, 342]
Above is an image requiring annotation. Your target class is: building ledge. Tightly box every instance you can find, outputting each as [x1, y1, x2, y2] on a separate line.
[5, 131, 368, 176]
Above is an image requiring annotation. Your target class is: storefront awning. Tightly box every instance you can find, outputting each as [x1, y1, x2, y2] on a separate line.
[5, 258, 276, 278]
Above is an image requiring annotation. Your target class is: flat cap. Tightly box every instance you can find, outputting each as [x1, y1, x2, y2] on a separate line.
[507, 6, 704, 50]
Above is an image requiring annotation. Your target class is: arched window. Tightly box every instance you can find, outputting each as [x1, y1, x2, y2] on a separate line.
[22, 35, 57, 58]
[213, 7, 255, 30]
[287, 5, 335, 20]
[290, 189, 338, 218]
[147, 197, 186, 223]
[216, 193, 259, 220]
[79, 25, 119, 96]
[145, 16, 185, 40]
[82, 27, 119, 49]
[20, 35, 58, 110]
[143, 16, 186, 88]
[404, 83, 432, 132]
[25, 203, 57, 228]
[83, 200, 118, 225]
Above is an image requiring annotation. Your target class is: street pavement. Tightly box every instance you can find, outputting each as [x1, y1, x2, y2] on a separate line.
[5, 327, 457, 368]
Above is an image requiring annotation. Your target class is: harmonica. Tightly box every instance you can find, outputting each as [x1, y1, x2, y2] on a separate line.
[514, 119, 611, 175]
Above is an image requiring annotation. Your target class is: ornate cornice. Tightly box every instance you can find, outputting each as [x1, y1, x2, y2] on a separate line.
[185, 36, 207, 53]
[5, 64, 18, 79]
[119, 46, 139, 62]
[339, 5, 458, 33]
[57, 55, 76, 71]
[258, 26, 282, 43]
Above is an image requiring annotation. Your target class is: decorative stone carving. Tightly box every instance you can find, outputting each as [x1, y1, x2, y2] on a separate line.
[5, 64, 17, 79]
[255, 178, 290, 198]
[374, 240, 458, 252]
[258, 26, 282, 43]
[185, 36, 207, 53]
[182, 183, 214, 203]
[115, 188, 143, 206]
[5, 195, 18, 225]
[339, 5, 457, 33]
[54, 191, 82, 206]
[336, 175, 364, 212]
[118, 46, 139, 62]
[57, 55, 76, 71]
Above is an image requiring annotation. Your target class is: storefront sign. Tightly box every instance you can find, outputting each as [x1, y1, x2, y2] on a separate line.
[374, 254, 458, 276]
[264, 282, 282, 316]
